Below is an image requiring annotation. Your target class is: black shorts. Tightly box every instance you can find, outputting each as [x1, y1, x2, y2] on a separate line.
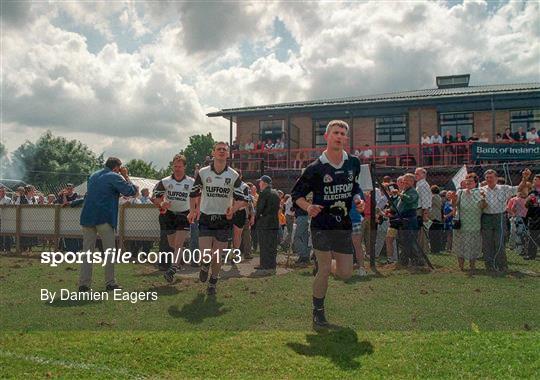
[311, 229, 354, 255]
[232, 209, 247, 228]
[159, 210, 190, 234]
[199, 213, 232, 242]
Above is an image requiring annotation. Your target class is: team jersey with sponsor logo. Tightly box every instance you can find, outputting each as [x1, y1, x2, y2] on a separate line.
[152, 175, 194, 213]
[291, 150, 362, 229]
[238, 181, 250, 210]
[190, 163, 246, 215]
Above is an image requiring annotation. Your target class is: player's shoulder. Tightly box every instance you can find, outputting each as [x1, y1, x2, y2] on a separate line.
[227, 166, 239, 177]
[159, 174, 173, 182]
[198, 165, 212, 176]
[346, 153, 361, 167]
[184, 175, 195, 183]
[305, 157, 323, 171]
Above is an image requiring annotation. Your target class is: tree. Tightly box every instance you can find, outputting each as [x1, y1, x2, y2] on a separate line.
[125, 159, 159, 179]
[181, 133, 215, 176]
[9, 131, 102, 193]
[0, 142, 8, 179]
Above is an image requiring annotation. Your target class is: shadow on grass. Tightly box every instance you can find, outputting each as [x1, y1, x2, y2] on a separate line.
[46, 297, 102, 307]
[147, 284, 181, 296]
[286, 327, 373, 370]
[134, 269, 163, 277]
[168, 293, 230, 324]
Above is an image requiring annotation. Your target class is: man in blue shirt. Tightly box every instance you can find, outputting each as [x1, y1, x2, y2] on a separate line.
[79, 157, 137, 292]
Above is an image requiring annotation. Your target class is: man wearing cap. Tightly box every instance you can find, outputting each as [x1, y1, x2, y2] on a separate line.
[255, 175, 281, 270]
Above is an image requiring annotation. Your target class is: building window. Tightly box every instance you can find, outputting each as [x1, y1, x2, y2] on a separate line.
[259, 120, 284, 144]
[439, 112, 473, 138]
[375, 115, 407, 145]
[510, 109, 540, 133]
[313, 119, 330, 147]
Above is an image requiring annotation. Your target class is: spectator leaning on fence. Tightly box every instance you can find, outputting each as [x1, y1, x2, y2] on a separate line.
[78, 157, 138, 292]
[527, 128, 538, 143]
[451, 176, 487, 272]
[524, 174, 540, 260]
[480, 168, 531, 272]
[0, 186, 11, 205]
[139, 188, 152, 204]
[56, 183, 79, 206]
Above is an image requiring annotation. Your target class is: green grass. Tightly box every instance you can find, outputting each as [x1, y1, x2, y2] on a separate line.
[0, 255, 539, 378]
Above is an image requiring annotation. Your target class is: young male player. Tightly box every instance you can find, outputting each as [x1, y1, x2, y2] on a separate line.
[291, 120, 365, 327]
[188, 142, 247, 295]
[152, 154, 194, 283]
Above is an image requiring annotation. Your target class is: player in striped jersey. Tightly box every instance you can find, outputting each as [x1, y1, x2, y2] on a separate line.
[152, 154, 194, 283]
[188, 142, 247, 295]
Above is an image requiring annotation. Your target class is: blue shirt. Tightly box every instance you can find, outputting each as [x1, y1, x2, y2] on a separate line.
[443, 201, 453, 230]
[80, 168, 137, 229]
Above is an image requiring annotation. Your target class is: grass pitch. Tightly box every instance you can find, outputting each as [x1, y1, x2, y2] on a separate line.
[0, 254, 538, 378]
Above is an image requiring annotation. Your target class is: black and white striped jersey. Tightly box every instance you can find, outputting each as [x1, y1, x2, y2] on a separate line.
[152, 175, 194, 212]
[190, 163, 246, 215]
[238, 181, 250, 210]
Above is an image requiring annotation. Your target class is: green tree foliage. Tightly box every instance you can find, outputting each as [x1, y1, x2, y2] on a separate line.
[9, 131, 102, 192]
[157, 133, 215, 178]
[125, 159, 159, 179]
[181, 133, 215, 176]
[0, 142, 7, 178]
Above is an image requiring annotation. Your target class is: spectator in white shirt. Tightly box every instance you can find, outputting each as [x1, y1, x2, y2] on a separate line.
[430, 132, 443, 144]
[415, 167, 432, 253]
[430, 132, 443, 164]
[421, 133, 432, 165]
[361, 144, 373, 160]
[480, 168, 531, 272]
[479, 132, 489, 143]
[0, 186, 11, 205]
[527, 128, 538, 144]
[139, 188, 152, 204]
[46, 194, 56, 204]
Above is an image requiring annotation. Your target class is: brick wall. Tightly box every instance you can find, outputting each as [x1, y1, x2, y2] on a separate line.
[409, 107, 437, 144]
[352, 117, 375, 147]
[474, 110, 510, 142]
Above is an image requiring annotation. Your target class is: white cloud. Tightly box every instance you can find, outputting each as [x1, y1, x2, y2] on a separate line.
[1, 0, 539, 169]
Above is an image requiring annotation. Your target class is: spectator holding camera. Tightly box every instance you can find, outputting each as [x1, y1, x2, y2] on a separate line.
[78, 157, 138, 292]
[56, 183, 79, 206]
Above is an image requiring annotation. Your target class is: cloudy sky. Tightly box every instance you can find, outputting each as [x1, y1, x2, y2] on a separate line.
[2, 0, 539, 168]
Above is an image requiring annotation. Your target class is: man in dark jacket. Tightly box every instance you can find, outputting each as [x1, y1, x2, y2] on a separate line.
[255, 175, 280, 270]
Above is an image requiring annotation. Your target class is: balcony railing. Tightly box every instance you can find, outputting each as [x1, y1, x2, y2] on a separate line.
[230, 142, 479, 172]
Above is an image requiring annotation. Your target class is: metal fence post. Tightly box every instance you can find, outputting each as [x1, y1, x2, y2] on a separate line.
[119, 204, 126, 251]
[15, 206, 21, 254]
[54, 205, 60, 251]
[369, 162, 377, 270]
